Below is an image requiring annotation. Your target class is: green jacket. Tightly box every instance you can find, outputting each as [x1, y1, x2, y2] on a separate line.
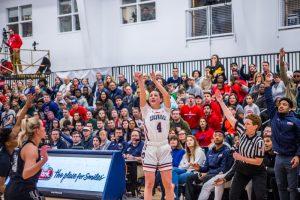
[170, 118, 192, 135]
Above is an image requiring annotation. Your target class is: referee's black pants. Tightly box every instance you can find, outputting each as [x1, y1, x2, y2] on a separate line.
[230, 170, 267, 200]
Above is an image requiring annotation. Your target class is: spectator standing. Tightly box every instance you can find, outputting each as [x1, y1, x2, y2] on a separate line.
[6, 28, 23, 74]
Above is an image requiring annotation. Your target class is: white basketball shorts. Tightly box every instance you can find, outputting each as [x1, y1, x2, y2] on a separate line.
[142, 140, 172, 172]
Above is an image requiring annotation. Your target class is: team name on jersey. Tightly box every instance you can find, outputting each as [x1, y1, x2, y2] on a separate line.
[150, 114, 167, 121]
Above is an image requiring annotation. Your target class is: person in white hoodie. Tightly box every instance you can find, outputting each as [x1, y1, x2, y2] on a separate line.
[172, 135, 206, 199]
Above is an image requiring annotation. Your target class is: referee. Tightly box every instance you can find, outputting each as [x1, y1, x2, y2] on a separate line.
[215, 90, 266, 200]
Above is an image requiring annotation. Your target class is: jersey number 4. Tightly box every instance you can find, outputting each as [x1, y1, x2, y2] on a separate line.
[157, 122, 162, 133]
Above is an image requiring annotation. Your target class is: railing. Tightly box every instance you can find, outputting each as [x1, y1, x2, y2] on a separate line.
[111, 51, 300, 84]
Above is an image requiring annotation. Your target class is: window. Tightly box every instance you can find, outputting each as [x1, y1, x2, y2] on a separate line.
[58, 0, 80, 32]
[186, 0, 233, 39]
[121, 0, 156, 24]
[7, 5, 32, 37]
[280, 0, 300, 28]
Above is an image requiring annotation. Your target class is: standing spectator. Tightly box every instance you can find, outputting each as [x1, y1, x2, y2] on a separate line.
[92, 72, 104, 94]
[167, 67, 182, 88]
[109, 82, 123, 102]
[264, 76, 300, 200]
[74, 89, 89, 108]
[180, 94, 203, 135]
[170, 109, 191, 135]
[278, 49, 300, 110]
[50, 129, 68, 149]
[6, 28, 23, 74]
[82, 86, 93, 107]
[262, 61, 273, 80]
[244, 94, 260, 117]
[1, 102, 15, 129]
[186, 77, 203, 98]
[59, 77, 72, 95]
[209, 54, 226, 83]
[200, 66, 213, 91]
[42, 94, 61, 119]
[272, 74, 286, 101]
[230, 70, 248, 104]
[23, 79, 35, 95]
[118, 74, 128, 90]
[69, 99, 87, 121]
[123, 85, 136, 113]
[51, 77, 62, 99]
[240, 59, 257, 88]
[211, 74, 231, 100]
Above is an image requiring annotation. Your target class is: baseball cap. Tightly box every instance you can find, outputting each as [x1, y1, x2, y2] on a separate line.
[83, 127, 91, 131]
[187, 77, 195, 80]
[71, 99, 78, 104]
[214, 130, 225, 137]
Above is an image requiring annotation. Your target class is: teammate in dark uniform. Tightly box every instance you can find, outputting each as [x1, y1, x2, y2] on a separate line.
[0, 95, 33, 196]
[4, 117, 48, 200]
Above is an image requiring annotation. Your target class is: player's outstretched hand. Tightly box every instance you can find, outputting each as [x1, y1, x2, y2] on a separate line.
[150, 71, 156, 82]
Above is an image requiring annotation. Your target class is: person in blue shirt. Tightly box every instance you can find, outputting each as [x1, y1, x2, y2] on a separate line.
[42, 93, 61, 120]
[167, 67, 182, 88]
[107, 127, 127, 153]
[124, 129, 144, 160]
[185, 130, 232, 200]
[264, 75, 300, 200]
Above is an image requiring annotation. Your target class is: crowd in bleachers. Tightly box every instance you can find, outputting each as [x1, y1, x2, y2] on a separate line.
[0, 48, 300, 200]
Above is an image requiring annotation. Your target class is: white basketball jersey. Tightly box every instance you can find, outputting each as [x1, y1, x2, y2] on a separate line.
[141, 104, 170, 142]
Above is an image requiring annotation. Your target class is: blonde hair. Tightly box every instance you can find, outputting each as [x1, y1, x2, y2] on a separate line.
[18, 117, 42, 146]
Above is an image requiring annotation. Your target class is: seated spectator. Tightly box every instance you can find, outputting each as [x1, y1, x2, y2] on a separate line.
[97, 109, 109, 123]
[71, 131, 83, 149]
[200, 67, 213, 91]
[69, 99, 87, 121]
[98, 130, 111, 150]
[230, 70, 248, 104]
[172, 135, 206, 199]
[120, 108, 132, 122]
[82, 126, 93, 149]
[195, 118, 214, 149]
[178, 130, 187, 147]
[124, 129, 144, 161]
[188, 131, 232, 200]
[86, 111, 97, 129]
[96, 120, 105, 132]
[59, 77, 72, 95]
[82, 86, 93, 107]
[203, 104, 222, 131]
[107, 127, 128, 153]
[192, 70, 202, 86]
[45, 111, 58, 133]
[106, 119, 116, 138]
[240, 60, 257, 88]
[98, 91, 114, 112]
[202, 91, 222, 121]
[123, 85, 137, 113]
[249, 72, 264, 94]
[50, 129, 68, 149]
[117, 74, 128, 90]
[122, 120, 131, 141]
[227, 93, 244, 119]
[132, 107, 144, 128]
[92, 136, 101, 150]
[170, 109, 191, 135]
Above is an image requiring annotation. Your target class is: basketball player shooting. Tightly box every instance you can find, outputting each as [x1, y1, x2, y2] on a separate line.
[135, 71, 174, 200]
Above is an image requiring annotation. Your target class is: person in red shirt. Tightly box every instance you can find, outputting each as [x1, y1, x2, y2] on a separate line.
[203, 104, 222, 131]
[180, 94, 203, 135]
[6, 28, 23, 74]
[69, 99, 88, 121]
[195, 118, 214, 149]
[230, 70, 248, 104]
[202, 91, 222, 122]
[211, 74, 231, 101]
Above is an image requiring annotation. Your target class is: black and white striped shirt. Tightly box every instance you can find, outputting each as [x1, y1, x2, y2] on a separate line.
[235, 121, 265, 174]
[236, 121, 265, 159]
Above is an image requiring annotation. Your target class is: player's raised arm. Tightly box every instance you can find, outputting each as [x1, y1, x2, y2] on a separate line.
[150, 71, 171, 109]
[135, 72, 147, 107]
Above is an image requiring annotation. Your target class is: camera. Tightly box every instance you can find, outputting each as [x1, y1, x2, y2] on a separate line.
[2, 28, 9, 40]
